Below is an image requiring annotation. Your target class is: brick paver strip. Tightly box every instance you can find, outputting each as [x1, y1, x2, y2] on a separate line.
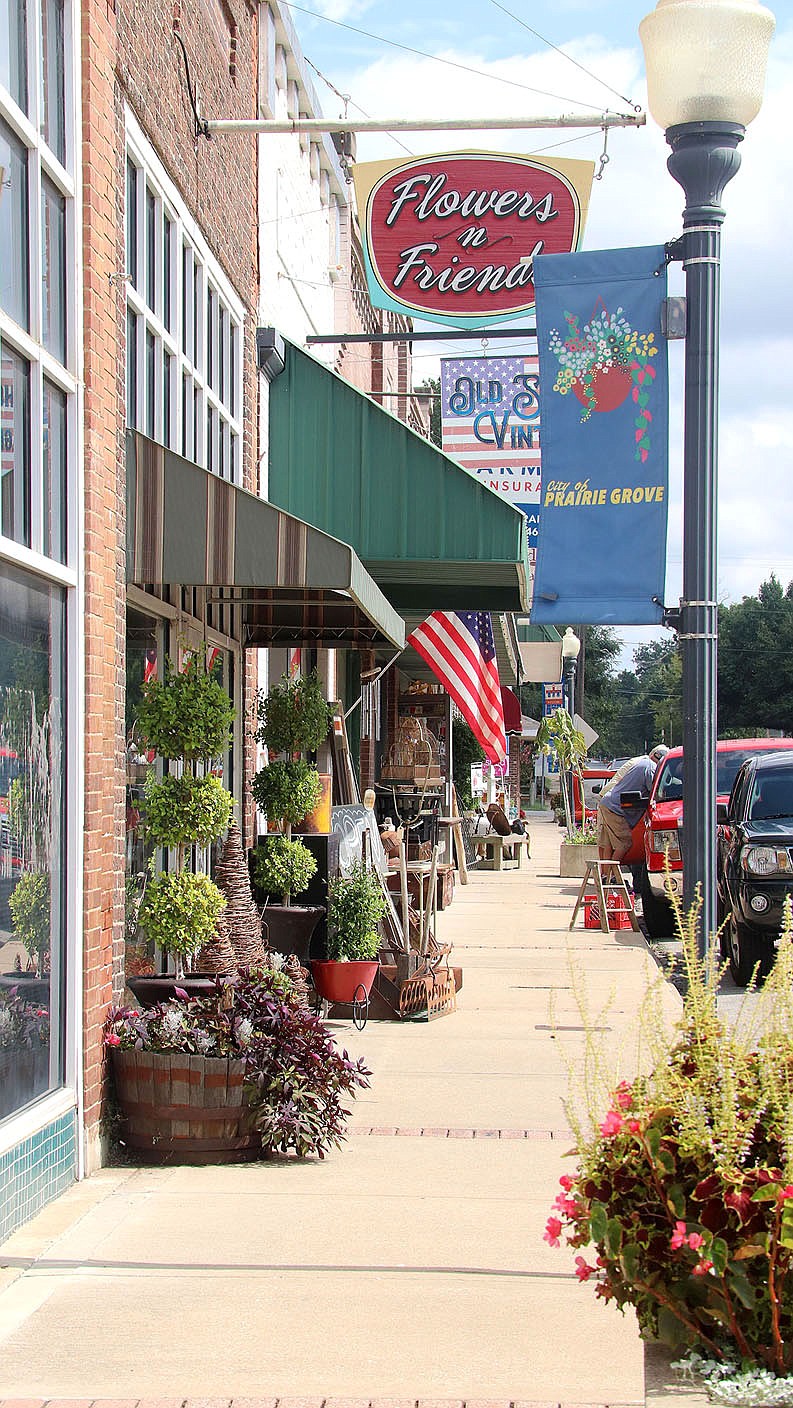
[446, 1128, 474, 1138]
[230, 1399, 279, 1407]
[323, 1400, 377, 1408]
[272, 1399, 326, 1407]
[473, 1129, 500, 1138]
[135, 1400, 187, 1408]
[0, 1400, 47, 1407]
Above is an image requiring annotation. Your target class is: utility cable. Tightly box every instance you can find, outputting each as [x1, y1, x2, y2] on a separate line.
[305, 55, 414, 157]
[487, 0, 642, 113]
[279, 1, 631, 113]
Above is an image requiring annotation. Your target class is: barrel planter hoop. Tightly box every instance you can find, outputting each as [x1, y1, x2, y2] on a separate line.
[110, 1049, 261, 1164]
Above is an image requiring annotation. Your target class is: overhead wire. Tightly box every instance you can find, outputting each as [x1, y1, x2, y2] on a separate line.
[279, 1, 632, 113]
[486, 0, 642, 112]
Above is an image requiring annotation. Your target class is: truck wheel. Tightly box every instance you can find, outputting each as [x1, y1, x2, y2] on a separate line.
[728, 912, 772, 987]
[639, 867, 675, 938]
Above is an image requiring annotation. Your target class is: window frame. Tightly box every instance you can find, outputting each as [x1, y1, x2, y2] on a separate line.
[125, 109, 244, 484]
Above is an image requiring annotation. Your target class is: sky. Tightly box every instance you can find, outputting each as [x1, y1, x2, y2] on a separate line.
[280, 0, 793, 671]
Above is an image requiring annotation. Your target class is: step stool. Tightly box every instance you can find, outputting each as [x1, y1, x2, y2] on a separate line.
[569, 859, 641, 934]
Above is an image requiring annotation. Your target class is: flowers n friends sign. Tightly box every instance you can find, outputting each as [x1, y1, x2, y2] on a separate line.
[352, 151, 594, 330]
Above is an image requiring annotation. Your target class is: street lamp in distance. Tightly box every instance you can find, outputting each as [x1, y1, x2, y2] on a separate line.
[639, 0, 775, 955]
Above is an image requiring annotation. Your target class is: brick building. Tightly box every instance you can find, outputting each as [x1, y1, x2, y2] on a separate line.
[0, 0, 527, 1242]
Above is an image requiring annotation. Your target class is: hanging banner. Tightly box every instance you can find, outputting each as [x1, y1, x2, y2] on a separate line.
[440, 354, 541, 544]
[530, 245, 669, 625]
[352, 150, 594, 330]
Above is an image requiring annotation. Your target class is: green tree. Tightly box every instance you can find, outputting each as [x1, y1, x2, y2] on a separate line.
[718, 576, 793, 735]
[415, 377, 441, 446]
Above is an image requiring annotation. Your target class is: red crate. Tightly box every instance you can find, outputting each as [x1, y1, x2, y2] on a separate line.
[584, 895, 632, 930]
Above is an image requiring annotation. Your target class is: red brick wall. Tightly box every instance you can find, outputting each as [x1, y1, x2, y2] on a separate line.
[80, 0, 259, 1167]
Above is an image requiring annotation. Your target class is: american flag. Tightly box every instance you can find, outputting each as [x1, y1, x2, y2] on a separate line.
[440, 354, 542, 498]
[407, 611, 507, 764]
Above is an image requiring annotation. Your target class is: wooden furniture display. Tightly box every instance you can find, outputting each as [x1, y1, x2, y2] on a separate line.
[476, 834, 531, 871]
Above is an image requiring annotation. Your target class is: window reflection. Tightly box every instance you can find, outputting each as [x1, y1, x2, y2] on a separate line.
[0, 120, 30, 332]
[1, 344, 31, 547]
[0, 562, 65, 1122]
[0, 0, 28, 116]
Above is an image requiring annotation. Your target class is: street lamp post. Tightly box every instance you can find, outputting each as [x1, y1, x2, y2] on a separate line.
[639, 0, 775, 955]
[562, 628, 581, 825]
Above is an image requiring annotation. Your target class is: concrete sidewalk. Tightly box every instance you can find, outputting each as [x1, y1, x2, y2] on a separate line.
[0, 812, 691, 1408]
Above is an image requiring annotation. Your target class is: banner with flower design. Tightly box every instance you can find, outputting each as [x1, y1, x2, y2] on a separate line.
[530, 245, 669, 625]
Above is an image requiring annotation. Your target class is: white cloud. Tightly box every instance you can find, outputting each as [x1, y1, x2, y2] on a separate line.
[315, 14, 793, 669]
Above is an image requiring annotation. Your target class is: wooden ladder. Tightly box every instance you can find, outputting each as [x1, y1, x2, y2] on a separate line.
[569, 859, 641, 933]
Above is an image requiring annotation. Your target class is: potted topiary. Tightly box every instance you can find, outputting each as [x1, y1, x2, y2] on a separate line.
[8, 870, 50, 982]
[129, 652, 235, 1003]
[311, 861, 386, 1023]
[250, 671, 331, 963]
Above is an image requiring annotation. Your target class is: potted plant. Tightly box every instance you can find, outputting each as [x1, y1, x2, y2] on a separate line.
[8, 870, 50, 982]
[536, 708, 591, 871]
[250, 671, 331, 963]
[0, 985, 50, 1121]
[130, 652, 235, 1000]
[311, 861, 386, 1014]
[544, 902, 793, 1400]
[105, 966, 371, 1162]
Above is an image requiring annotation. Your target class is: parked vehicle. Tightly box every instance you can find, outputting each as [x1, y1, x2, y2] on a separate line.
[572, 767, 616, 826]
[716, 751, 793, 985]
[632, 737, 793, 938]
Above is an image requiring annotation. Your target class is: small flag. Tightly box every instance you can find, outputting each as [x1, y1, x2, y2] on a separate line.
[407, 611, 507, 763]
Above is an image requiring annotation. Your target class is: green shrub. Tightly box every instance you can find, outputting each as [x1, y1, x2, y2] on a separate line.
[256, 671, 331, 756]
[252, 836, 318, 906]
[9, 871, 50, 961]
[139, 871, 226, 962]
[143, 773, 233, 849]
[136, 654, 235, 761]
[326, 862, 386, 961]
[250, 758, 321, 829]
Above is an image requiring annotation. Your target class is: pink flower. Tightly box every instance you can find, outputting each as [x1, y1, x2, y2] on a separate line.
[599, 1110, 623, 1137]
[614, 1082, 633, 1111]
[544, 1217, 563, 1248]
[687, 1232, 705, 1251]
[559, 1174, 575, 1192]
[670, 1221, 688, 1250]
[779, 1185, 793, 1202]
[692, 1259, 714, 1277]
[105, 1032, 121, 1047]
[575, 1255, 596, 1282]
[627, 1119, 642, 1134]
[553, 1193, 579, 1218]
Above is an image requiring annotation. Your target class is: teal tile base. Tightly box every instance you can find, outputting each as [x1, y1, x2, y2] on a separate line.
[0, 1109, 78, 1244]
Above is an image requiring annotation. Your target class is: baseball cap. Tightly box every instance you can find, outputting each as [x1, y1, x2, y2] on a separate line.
[649, 744, 669, 762]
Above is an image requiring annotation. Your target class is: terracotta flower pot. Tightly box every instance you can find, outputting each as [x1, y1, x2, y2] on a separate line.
[310, 959, 379, 1005]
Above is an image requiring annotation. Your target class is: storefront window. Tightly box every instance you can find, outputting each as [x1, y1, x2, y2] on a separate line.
[0, 561, 65, 1123]
[41, 175, 66, 363]
[1, 343, 31, 548]
[40, 0, 65, 164]
[125, 609, 160, 981]
[0, 119, 30, 333]
[0, 0, 28, 117]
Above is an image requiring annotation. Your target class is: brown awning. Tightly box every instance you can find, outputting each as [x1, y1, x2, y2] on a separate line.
[126, 431, 405, 650]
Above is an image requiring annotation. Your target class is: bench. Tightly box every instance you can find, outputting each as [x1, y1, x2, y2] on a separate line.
[476, 833, 531, 871]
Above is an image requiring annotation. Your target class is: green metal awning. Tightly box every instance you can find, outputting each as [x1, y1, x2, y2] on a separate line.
[126, 431, 405, 650]
[267, 339, 530, 613]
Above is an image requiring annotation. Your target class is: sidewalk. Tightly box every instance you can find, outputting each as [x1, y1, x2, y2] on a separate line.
[0, 812, 690, 1407]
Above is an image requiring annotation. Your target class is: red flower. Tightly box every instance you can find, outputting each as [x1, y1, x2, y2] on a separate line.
[692, 1259, 714, 1277]
[627, 1119, 641, 1133]
[779, 1185, 793, 1202]
[554, 1193, 580, 1218]
[599, 1110, 623, 1137]
[105, 1032, 121, 1047]
[559, 1174, 575, 1192]
[670, 1221, 687, 1250]
[544, 1216, 563, 1248]
[575, 1255, 596, 1282]
[614, 1082, 633, 1111]
[687, 1232, 705, 1251]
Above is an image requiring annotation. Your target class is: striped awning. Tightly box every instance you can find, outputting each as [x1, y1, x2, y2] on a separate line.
[126, 432, 405, 650]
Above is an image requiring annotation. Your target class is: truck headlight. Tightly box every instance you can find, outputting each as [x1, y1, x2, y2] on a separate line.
[742, 846, 789, 875]
[649, 828, 681, 861]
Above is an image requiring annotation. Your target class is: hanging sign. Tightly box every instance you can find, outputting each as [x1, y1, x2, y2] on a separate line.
[440, 353, 541, 543]
[352, 150, 594, 330]
[531, 245, 669, 626]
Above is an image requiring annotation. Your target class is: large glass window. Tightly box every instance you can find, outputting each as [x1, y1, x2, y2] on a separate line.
[41, 175, 66, 361]
[0, 0, 28, 115]
[0, 343, 31, 547]
[0, 561, 66, 1123]
[125, 116, 244, 480]
[42, 378, 66, 562]
[0, 119, 30, 333]
[39, 0, 64, 163]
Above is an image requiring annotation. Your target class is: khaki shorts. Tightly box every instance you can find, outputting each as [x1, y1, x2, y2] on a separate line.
[597, 803, 633, 853]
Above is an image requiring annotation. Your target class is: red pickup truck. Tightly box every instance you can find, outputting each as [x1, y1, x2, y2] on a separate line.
[633, 737, 793, 936]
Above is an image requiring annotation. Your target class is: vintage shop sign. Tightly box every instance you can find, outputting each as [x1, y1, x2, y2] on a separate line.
[440, 354, 542, 542]
[353, 150, 594, 330]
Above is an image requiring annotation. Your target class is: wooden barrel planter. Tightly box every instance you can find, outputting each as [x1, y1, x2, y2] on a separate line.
[110, 1049, 261, 1164]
